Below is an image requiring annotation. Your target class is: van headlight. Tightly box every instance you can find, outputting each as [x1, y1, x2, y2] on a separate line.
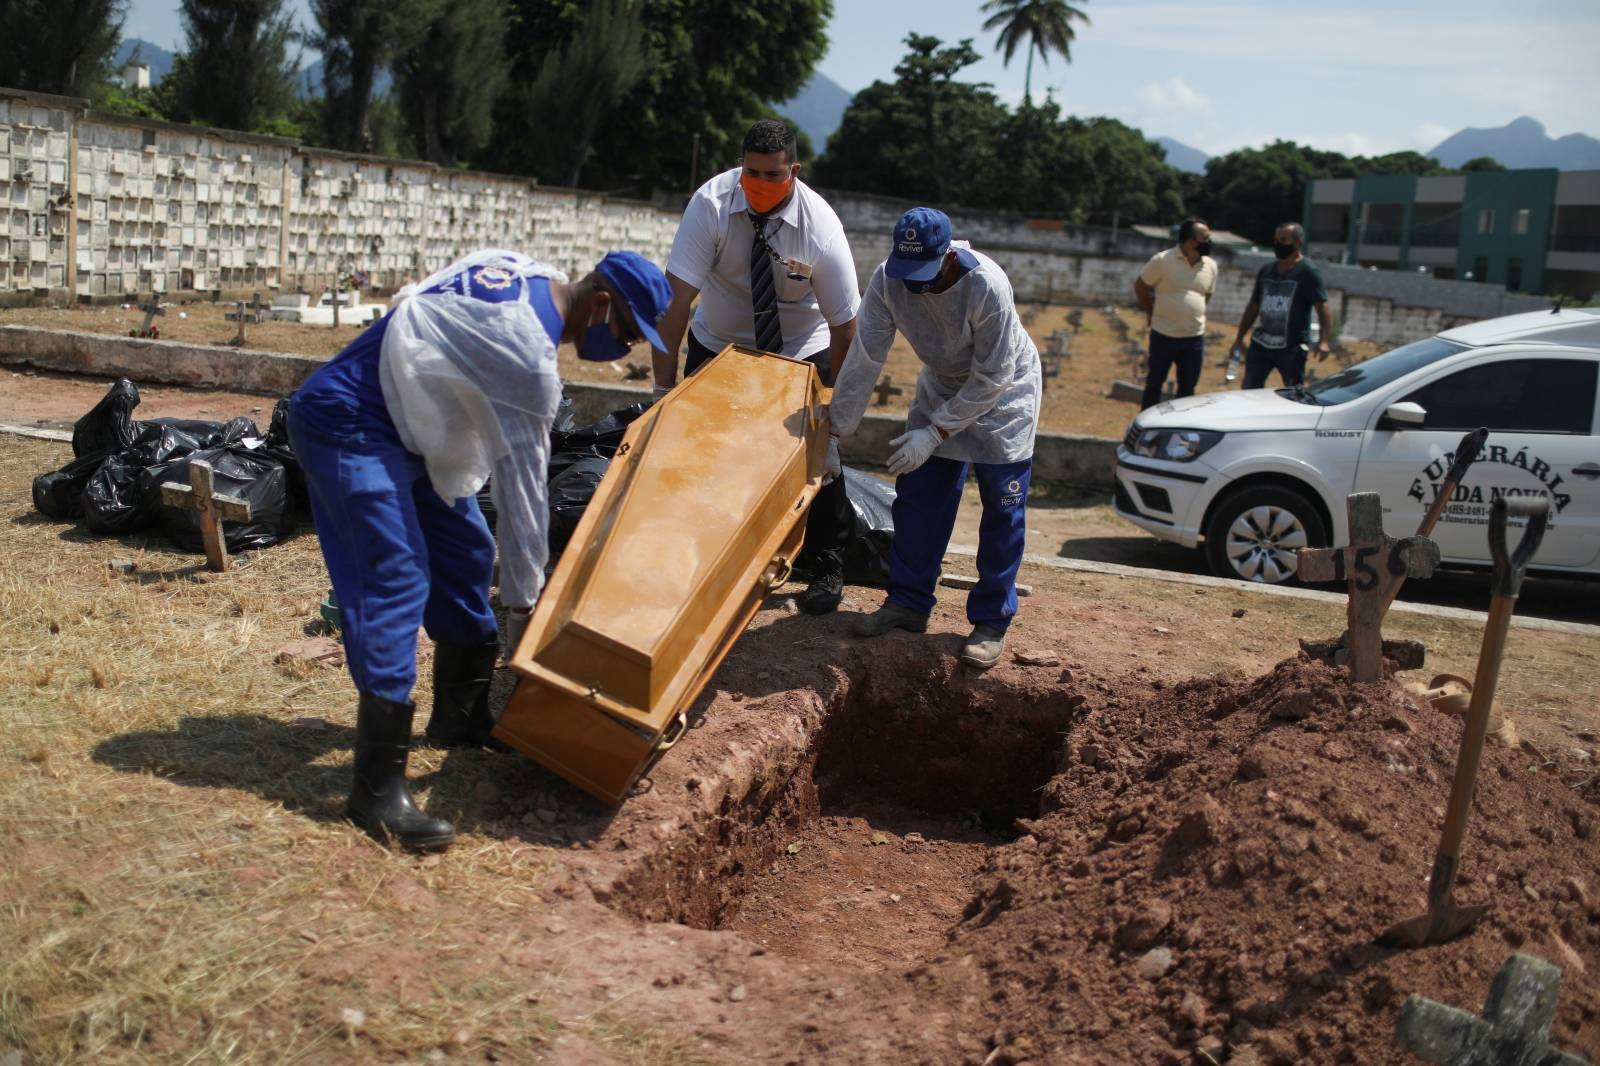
[1132, 429, 1223, 462]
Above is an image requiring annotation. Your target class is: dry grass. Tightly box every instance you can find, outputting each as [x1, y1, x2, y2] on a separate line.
[0, 436, 689, 1064]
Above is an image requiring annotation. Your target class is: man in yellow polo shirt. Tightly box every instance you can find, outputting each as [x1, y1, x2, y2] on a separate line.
[1133, 219, 1217, 409]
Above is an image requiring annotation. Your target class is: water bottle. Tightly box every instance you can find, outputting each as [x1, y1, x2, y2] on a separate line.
[1225, 342, 1244, 383]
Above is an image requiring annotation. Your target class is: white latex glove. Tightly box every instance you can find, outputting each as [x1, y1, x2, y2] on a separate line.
[823, 435, 841, 485]
[886, 426, 942, 477]
[651, 383, 672, 403]
[506, 607, 532, 658]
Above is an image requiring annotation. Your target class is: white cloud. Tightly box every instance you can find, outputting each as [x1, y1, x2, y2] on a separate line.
[1412, 124, 1454, 153]
[1134, 76, 1212, 116]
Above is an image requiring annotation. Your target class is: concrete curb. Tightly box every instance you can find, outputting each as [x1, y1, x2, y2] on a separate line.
[0, 324, 1120, 490]
[946, 543, 1600, 638]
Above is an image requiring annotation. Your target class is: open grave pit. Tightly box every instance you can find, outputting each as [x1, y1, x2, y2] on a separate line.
[544, 637, 1600, 1065]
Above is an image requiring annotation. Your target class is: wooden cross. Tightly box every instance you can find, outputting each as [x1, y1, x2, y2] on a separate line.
[1396, 953, 1587, 1066]
[872, 376, 904, 406]
[160, 460, 251, 572]
[1296, 492, 1440, 682]
[131, 294, 165, 338]
[226, 291, 269, 346]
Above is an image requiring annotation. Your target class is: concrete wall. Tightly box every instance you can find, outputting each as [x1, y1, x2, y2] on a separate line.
[0, 87, 681, 304]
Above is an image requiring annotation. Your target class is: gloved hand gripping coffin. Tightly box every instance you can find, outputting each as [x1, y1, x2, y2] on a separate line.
[494, 346, 830, 804]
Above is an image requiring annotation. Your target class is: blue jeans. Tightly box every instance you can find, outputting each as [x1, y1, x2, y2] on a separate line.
[887, 456, 1031, 632]
[287, 395, 497, 704]
[1242, 342, 1307, 389]
[1141, 331, 1204, 409]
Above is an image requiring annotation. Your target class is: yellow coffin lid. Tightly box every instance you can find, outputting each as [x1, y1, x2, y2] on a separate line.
[497, 346, 827, 800]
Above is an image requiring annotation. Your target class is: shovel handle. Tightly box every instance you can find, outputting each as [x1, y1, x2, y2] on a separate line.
[1489, 495, 1549, 599]
[1442, 427, 1489, 487]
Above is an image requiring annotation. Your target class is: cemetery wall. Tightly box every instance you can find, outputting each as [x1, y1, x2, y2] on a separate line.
[0, 88, 680, 305]
[0, 87, 1542, 347]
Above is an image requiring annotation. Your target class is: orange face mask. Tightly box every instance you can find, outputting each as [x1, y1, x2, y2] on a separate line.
[740, 171, 793, 215]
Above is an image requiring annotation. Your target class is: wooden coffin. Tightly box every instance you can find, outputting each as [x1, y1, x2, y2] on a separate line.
[494, 345, 829, 804]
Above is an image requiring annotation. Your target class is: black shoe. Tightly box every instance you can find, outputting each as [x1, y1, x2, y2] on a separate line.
[424, 637, 507, 750]
[798, 569, 844, 615]
[347, 693, 456, 851]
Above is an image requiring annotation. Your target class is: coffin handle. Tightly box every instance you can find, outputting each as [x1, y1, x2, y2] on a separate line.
[657, 711, 690, 752]
[760, 554, 793, 592]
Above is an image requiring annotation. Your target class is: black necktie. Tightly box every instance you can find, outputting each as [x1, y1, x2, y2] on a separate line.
[750, 216, 784, 354]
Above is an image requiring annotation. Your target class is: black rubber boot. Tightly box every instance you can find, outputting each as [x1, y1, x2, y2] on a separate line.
[798, 568, 844, 615]
[424, 637, 506, 749]
[347, 693, 456, 851]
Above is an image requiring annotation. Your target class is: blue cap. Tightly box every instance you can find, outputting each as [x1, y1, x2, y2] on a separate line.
[595, 251, 671, 352]
[884, 207, 952, 281]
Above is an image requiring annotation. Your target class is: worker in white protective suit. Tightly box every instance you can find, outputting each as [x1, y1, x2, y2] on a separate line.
[286, 249, 671, 851]
[827, 208, 1041, 669]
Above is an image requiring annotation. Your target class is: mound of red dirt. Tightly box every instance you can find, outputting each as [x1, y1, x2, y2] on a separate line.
[940, 656, 1599, 1064]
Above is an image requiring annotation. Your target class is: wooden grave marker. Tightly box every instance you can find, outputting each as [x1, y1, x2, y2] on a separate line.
[130, 294, 165, 338]
[1296, 492, 1440, 682]
[160, 460, 251, 572]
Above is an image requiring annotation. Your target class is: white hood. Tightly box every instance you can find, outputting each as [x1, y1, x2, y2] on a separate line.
[1132, 388, 1325, 432]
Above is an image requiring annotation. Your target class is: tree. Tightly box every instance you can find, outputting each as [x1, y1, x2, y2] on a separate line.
[979, 0, 1090, 103]
[1460, 155, 1505, 172]
[166, 0, 299, 132]
[484, 0, 647, 186]
[813, 35, 1009, 206]
[1192, 141, 1358, 245]
[309, 0, 428, 153]
[393, 0, 508, 165]
[0, 0, 125, 98]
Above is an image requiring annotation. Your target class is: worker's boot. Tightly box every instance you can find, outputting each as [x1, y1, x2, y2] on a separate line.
[425, 636, 506, 749]
[960, 624, 1006, 670]
[798, 569, 844, 615]
[852, 601, 930, 637]
[347, 693, 456, 851]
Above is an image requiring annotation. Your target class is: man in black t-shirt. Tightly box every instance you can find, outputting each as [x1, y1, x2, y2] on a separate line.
[1230, 222, 1333, 389]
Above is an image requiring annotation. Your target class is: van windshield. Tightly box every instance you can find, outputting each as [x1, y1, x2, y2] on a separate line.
[1304, 337, 1470, 406]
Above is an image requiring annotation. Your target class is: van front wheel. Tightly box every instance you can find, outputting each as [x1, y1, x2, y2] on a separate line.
[1203, 485, 1328, 585]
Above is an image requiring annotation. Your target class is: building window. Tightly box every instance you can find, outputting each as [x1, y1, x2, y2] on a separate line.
[1512, 209, 1530, 235]
[1507, 258, 1523, 291]
[1478, 208, 1495, 235]
[1470, 256, 1489, 282]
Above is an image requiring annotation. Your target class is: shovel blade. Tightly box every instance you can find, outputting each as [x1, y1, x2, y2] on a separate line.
[1376, 902, 1490, 949]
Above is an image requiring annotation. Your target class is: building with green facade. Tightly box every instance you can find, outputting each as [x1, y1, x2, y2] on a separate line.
[1303, 168, 1600, 300]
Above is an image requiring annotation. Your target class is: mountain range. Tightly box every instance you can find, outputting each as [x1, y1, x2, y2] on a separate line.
[1427, 116, 1600, 170]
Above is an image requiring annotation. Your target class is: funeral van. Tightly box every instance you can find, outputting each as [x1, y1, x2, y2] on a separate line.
[1112, 306, 1600, 584]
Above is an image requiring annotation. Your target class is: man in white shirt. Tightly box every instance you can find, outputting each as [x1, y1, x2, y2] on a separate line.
[652, 120, 860, 614]
[1133, 218, 1217, 409]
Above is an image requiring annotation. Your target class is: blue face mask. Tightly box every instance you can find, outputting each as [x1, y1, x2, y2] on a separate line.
[903, 277, 936, 295]
[578, 304, 630, 362]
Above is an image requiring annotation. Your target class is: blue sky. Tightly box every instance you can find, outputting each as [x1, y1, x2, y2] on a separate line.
[122, 0, 1600, 157]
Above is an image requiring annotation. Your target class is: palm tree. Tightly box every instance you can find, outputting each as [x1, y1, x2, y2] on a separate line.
[980, 0, 1090, 104]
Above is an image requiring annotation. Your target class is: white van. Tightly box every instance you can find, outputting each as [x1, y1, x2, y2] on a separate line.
[1112, 307, 1600, 583]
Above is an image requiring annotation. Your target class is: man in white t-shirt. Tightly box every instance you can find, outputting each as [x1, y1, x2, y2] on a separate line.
[653, 120, 860, 614]
[1132, 218, 1217, 409]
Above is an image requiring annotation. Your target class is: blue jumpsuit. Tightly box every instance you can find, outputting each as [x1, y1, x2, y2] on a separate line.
[287, 277, 563, 704]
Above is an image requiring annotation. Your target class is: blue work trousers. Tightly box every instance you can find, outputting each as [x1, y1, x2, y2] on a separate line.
[287, 405, 498, 704]
[887, 456, 1032, 632]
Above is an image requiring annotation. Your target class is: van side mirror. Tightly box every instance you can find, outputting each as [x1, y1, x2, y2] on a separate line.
[1379, 401, 1427, 431]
